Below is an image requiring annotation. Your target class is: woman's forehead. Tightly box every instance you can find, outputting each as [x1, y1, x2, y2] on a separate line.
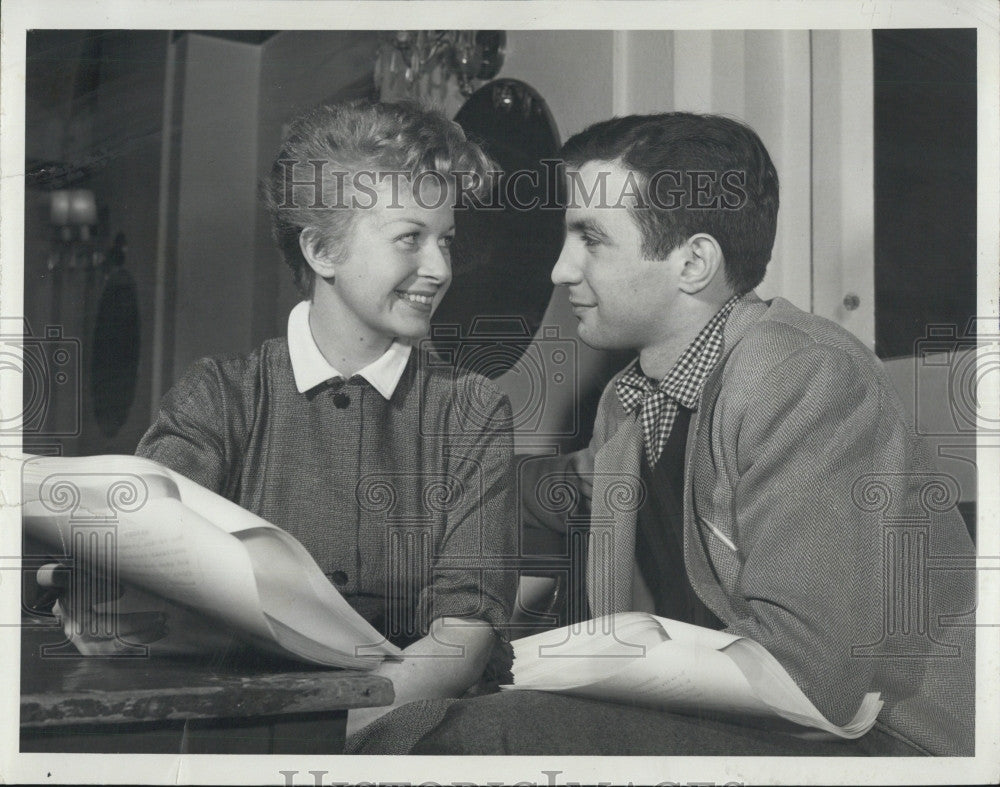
[354, 174, 456, 230]
[364, 172, 457, 211]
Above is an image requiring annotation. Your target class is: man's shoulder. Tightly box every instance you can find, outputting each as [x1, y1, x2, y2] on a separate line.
[724, 297, 880, 379]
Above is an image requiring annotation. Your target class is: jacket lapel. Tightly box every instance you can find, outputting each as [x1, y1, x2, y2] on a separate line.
[584, 294, 773, 619]
[587, 413, 644, 616]
[681, 294, 770, 623]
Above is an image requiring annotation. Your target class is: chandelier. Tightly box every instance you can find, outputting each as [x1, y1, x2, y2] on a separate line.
[375, 31, 506, 102]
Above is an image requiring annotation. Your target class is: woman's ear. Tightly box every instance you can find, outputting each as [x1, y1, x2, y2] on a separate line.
[678, 233, 725, 295]
[299, 228, 338, 280]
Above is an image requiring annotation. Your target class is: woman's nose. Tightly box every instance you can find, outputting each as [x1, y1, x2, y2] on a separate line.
[418, 243, 452, 282]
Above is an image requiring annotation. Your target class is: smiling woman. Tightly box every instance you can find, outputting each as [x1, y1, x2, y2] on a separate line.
[133, 100, 517, 749]
[300, 175, 457, 373]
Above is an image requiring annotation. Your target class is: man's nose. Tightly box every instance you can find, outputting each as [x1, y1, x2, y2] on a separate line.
[551, 243, 581, 286]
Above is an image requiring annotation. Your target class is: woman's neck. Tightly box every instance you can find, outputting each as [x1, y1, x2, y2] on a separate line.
[307, 294, 393, 379]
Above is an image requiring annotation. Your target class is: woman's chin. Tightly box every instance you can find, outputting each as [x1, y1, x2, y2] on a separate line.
[391, 318, 433, 343]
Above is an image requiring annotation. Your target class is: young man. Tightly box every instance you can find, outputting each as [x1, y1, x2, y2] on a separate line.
[354, 112, 976, 756]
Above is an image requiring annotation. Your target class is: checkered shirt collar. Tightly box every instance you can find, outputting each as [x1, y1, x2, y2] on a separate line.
[616, 294, 740, 464]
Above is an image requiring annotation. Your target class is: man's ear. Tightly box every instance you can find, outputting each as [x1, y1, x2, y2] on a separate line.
[678, 234, 725, 294]
[299, 228, 338, 280]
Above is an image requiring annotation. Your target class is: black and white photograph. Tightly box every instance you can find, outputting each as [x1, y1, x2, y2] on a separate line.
[1, 1, 997, 785]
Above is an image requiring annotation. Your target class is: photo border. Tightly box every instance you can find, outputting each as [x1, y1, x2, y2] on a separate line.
[2, 1, 997, 784]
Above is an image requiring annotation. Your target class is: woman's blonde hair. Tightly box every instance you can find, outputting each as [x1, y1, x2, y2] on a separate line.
[264, 99, 494, 297]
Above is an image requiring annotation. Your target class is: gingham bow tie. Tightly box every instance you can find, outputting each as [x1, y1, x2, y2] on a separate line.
[615, 370, 679, 466]
[614, 294, 740, 466]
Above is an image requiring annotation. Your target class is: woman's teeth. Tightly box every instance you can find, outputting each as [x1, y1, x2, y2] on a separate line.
[397, 291, 433, 305]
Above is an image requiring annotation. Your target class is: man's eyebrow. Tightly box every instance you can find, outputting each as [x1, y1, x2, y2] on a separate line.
[567, 218, 609, 238]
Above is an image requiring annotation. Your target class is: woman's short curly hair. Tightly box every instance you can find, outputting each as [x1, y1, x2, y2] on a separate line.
[263, 99, 494, 297]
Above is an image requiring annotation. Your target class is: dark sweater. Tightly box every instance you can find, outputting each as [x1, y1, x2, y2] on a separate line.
[635, 406, 723, 629]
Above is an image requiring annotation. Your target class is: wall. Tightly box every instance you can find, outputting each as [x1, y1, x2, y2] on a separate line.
[168, 34, 261, 383]
[84, 32, 170, 454]
[23, 31, 169, 456]
[496, 31, 625, 447]
[884, 352, 978, 504]
[811, 30, 875, 347]
[503, 30, 616, 143]
[253, 30, 380, 346]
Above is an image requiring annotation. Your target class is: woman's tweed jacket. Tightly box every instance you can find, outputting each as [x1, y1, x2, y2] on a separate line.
[136, 339, 517, 641]
[545, 293, 975, 756]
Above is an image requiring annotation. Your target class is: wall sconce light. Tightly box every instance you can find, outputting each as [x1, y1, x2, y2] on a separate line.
[375, 31, 506, 103]
[48, 188, 102, 269]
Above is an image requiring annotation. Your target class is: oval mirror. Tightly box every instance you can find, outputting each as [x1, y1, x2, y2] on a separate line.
[432, 79, 563, 377]
[91, 233, 140, 437]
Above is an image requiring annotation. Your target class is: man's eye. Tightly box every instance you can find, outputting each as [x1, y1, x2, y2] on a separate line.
[581, 234, 600, 248]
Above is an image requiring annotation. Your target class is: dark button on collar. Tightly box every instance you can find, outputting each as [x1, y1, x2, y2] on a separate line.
[332, 391, 350, 409]
[329, 570, 349, 586]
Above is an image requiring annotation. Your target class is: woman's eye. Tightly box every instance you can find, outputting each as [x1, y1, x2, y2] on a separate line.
[439, 235, 455, 250]
[396, 232, 420, 246]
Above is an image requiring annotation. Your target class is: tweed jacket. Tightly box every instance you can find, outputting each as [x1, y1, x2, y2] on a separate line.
[539, 294, 975, 756]
[137, 339, 517, 641]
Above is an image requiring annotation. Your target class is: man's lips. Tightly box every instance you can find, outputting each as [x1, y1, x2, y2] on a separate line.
[568, 299, 596, 309]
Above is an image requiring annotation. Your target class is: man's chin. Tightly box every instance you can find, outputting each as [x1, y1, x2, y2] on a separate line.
[574, 323, 619, 351]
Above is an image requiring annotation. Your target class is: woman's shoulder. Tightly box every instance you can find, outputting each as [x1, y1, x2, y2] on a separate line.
[170, 338, 291, 404]
[410, 358, 513, 434]
[416, 358, 508, 402]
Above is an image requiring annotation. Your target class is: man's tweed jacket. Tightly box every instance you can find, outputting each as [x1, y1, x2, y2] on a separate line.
[537, 293, 975, 756]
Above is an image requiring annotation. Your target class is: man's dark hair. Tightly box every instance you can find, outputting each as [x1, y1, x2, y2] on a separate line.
[560, 112, 779, 295]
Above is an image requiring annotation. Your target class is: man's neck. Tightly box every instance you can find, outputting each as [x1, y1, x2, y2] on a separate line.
[308, 293, 393, 379]
[637, 298, 731, 380]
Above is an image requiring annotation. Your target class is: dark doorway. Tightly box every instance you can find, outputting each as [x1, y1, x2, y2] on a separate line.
[873, 28, 977, 359]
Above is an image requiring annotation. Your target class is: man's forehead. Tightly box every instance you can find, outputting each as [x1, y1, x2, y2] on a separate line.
[565, 158, 633, 184]
[564, 159, 644, 210]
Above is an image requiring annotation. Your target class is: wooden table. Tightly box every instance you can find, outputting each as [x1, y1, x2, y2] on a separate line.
[19, 619, 394, 754]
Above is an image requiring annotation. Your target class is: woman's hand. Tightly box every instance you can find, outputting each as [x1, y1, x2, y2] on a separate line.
[345, 617, 495, 739]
